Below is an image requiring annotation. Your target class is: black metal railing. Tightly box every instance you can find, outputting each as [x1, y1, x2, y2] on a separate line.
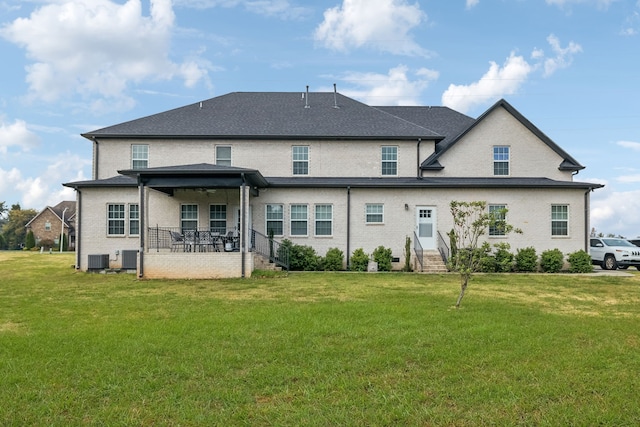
[147, 226, 237, 252]
[413, 231, 423, 272]
[437, 230, 450, 266]
[250, 229, 290, 270]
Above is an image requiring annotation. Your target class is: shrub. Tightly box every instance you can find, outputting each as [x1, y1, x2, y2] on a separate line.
[568, 250, 593, 273]
[477, 242, 496, 273]
[350, 248, 369, 271]
[323, 247, 344, 271]
[493, 242, 514, 272]
[281, 239, 320, 271]
[372, 246, 393, 272]
[540, 249, 564, 273]
[403, 236, 412, 272]
[515, 247, 538, 272]
[25, 230, 35, 250]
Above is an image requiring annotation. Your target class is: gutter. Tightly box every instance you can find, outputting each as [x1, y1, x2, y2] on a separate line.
[416, 138, 422, 179]
[346, 186, 351, 270]
[241, 173, 246, 278]
[76, 189, 82, 270]
[92, 137, 99, 179]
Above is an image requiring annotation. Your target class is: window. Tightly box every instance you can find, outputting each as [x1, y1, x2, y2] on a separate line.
[493, 146, 509, 176]
[382, 146, 398, 176]
[488, 204, 506, 236]
[315, 204, 333, 236]
[292, 146, 309, 175]
[129, 204, 139, 235]
[181, 204, 198, 231]
[551, 205, 569, 236]
[366, 204, 384, 224]
[209, 205, 227, 234]
[290, 204, 308, 236]
[266, 204, 284, 236]
[132, 145, 149, 169]
[216, 146, 231, 166]
[45, 221, 51, 231]
[107, 204, 125, 235]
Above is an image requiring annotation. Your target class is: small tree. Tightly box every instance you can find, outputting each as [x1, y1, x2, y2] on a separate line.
[25, 230, 36, 250]
[449, 201, 521, 308]
[403, 236, 412, 272]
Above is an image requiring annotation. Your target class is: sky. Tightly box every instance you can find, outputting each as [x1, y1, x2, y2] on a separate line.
[0, 0, 639, 238]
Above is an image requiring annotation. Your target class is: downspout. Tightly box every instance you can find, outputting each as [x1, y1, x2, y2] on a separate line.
[416, 138, 422, 179]
[241, 174, 246, 278]
[138, 177, 145, 278]
[346, 186, 351, 270]
[92, 137, 99, 180]
[584, 188, 592, 252]
[76, 189, 82, 270]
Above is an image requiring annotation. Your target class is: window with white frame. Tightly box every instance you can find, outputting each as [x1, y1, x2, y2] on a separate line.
[45, 221, 51, 231]
[266, 204, 284, 236]
[132, 145, 149, 169]
[551, 205, 569, 236]
[129, 204, 139, 235]
[381, 146, 398, 176]
[488, 204, 506, 236]
[493, 146, 510, 176]
[366, 204, 384, 224]
[292, 146, 309, 175]
[209, 205, 227, 234]
[315, 204, 332, 236]
[290, 204, 308, 236]
[107, 204, 126, 235]
[181, 204, 198, 231]
[216, 146, 231, 166]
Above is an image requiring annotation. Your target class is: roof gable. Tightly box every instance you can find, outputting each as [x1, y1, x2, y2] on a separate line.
[421, 99, 584, 172]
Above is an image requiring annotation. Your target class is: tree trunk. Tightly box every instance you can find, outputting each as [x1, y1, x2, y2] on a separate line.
[455, 277, 468, 308]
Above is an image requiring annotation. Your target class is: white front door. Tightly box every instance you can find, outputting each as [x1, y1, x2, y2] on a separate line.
[416, 206, 436, 249]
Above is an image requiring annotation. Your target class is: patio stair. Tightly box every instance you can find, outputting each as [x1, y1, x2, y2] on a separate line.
[416, 250, 449, 273]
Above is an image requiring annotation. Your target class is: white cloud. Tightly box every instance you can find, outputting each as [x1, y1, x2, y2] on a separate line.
[466, 0, 480, 9]
[617, 140, 640, 151]
[0, 119, 40, 154]
[336, 65, 439, 106]
[0, 0, 209, 107]
[590, 187, 640, 238]
[441, 52, 532, 114]
[541, 34, 582, 77]
[314, 0, 429, 57]
[545, 0, 616, 9]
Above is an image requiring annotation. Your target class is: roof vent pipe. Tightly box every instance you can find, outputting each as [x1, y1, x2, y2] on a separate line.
[333, 83, 339, 109]
[305, 85, 310, 108]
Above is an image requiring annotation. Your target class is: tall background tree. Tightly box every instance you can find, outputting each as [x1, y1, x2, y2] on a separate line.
[448, 201, 521, 308]
[1, 204, 37, 250]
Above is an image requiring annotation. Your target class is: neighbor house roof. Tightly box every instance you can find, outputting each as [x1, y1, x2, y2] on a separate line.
[83, 92, 443, 141]
[25, 200, 76, 228]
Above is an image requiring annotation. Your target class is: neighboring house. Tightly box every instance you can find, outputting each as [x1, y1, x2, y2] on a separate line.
[64, 91, 603, 278]
[25, 201, 76, 250]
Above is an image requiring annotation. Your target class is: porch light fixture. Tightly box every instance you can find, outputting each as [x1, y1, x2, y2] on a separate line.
[404, 203, 409, 211]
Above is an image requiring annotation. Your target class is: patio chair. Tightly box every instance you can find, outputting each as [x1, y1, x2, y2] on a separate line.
[183, 230, 197, 252]
[170, 231, 184, 252]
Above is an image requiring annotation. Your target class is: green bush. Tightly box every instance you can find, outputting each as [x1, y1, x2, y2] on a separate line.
[281, 240, 320, 271]
[540, 249, 564, 273]
[515, 247, 538, 272]
[477, 242, 496, 273]
[350, 248, 369, 271]
[568, 250, 593, 273]
[493, 242, 514, 272]
[323, 247, 344, 271]
[403, 236, 412, 272]
[372, 246, 393, 272]
[25, 230, 35, 250]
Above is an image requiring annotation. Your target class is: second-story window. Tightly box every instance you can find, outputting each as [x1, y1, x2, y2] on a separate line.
[382, 146, 397, 176]
[216, 146, 231, 166]
[292, 146, 309, 175]
[132, 144, 149, 169]
[493, 146, 509, 176]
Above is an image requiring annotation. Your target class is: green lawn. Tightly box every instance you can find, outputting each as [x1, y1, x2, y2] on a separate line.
[1, 251, 640, 426]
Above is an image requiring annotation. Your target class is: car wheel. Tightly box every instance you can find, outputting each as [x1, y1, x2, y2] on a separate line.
[603, 255, 617, 270]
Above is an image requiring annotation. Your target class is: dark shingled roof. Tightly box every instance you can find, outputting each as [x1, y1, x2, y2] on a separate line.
[83, 92, 443, 140]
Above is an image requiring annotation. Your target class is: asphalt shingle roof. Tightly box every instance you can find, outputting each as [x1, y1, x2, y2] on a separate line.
[84, 92, 443, 140]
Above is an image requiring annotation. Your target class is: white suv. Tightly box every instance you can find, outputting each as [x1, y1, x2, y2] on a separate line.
[590, 237, 640, 270]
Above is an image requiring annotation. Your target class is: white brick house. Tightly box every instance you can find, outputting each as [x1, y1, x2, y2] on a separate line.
[64, 91, 602, 278]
